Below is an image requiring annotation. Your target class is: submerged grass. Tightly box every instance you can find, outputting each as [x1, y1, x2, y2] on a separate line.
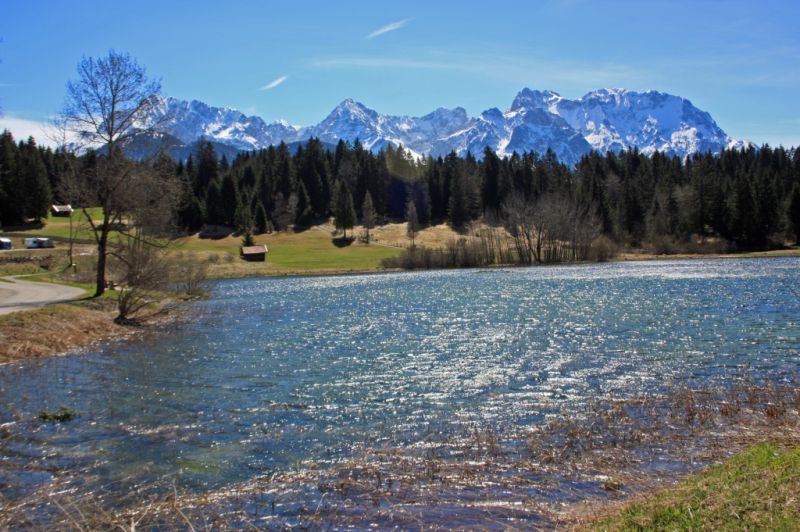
[2, 378, 798, 529]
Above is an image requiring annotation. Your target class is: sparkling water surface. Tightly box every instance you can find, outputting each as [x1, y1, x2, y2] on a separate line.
[1, 258, 798, 496]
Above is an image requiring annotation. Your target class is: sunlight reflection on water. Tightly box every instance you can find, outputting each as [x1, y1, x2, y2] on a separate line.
[0, 258, 798, 497]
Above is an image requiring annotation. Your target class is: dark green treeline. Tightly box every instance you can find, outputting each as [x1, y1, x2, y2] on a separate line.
[2, 128, 800, 251]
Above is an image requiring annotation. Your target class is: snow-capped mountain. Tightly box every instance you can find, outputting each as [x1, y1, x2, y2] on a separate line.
[131, 89, 741, 164]
[138, 97, 301, 151]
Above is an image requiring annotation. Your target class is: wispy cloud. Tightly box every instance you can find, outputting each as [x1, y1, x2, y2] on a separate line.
[312, 51, 655, 90]
[259, 75, 288, 91]
[367, 18, 412, 39]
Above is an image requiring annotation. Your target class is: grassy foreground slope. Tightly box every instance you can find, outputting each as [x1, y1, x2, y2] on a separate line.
[592, 444, 800, 531]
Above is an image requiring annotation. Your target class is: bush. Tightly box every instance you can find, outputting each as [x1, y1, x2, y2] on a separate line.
[589, 235, 618, 262]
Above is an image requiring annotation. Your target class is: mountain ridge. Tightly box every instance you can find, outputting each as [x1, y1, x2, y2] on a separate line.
[133, 88, 744, 164]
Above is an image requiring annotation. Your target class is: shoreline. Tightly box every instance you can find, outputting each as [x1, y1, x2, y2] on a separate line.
[0, 298, 189, 366]
[203, 246, 800, 280]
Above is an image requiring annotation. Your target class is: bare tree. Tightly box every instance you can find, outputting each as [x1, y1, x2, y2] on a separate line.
[57, 50, 169, 296]
[112, 232, 170, 324]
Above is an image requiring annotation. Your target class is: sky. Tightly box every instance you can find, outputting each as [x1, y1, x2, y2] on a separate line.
[1, 0, 798, 147]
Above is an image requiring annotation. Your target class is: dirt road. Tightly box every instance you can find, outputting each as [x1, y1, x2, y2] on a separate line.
[0, 277, 86, 316]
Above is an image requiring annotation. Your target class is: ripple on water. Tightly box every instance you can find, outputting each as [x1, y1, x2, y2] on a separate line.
[0, 258, 798, 498]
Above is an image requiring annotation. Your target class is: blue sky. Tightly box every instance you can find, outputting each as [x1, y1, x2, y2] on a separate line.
[1, 0, 798, 147]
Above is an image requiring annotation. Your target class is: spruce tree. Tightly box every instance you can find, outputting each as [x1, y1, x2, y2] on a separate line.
[448, 173, 469, 228]
[20, 138, 52, 222]
[295, 181, 312, 227]
[333, 180, 356, 239]
[194, 140, 218, 198]
[788, 185, 800, 244]
[361, 190, 376, 242]
[0, 131, 24, 226]
[406, 198, 419, 247]
[255, 202, 269, 234]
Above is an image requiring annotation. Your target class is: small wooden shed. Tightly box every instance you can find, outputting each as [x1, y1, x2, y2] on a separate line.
[240, 244, 268, 262]
[51, 204, 74, 217]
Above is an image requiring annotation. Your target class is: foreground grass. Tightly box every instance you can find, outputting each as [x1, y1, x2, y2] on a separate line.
[592, 444, 800, 531]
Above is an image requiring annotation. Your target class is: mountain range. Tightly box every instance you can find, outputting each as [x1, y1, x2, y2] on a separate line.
[130, 88, 744, 164]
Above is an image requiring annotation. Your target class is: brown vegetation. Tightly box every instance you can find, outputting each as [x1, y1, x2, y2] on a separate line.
[0, 301, 118, 363]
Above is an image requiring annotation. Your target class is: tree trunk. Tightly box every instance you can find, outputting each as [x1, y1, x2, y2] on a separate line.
[94, 220, 110, 297]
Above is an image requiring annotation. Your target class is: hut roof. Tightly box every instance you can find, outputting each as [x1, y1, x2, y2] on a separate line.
[241, 245, 268, 255]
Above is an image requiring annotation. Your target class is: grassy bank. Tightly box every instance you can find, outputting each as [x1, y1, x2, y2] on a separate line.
[591, 443, 800, 530]
[0, 301, 119, 363]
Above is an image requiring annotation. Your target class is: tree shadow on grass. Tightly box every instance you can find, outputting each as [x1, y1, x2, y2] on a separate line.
[332, 237, 354, 248]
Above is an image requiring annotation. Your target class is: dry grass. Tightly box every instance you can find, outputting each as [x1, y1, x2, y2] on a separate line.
[369, 222, 479, 248]
[0, 297, 188, 364]
[619, 247, 800, 262]
[0, 301, 119, 363]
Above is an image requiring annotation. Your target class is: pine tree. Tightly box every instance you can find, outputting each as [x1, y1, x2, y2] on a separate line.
[788, 184, 800, 244]
[255, 202, 269, 234]
[361, 190, 376, 242]
[234, 200, 253, 235]
[219, 174, 238, 226]
[448, 173, 469, 228]
[333, 180, 356, 239]
[731, 176, 757, 248]
[20, 138, 52, 222]
[406, 198, 419, 247]
[0, 131, 24, 226]
[205, 181, 224, 225]
[481, 146, 502, 213]
[295, 181, 312, 227]
[194, 140, 218, 198]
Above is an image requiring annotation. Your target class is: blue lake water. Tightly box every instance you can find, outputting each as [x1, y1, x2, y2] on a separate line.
[1, 258, 799, 500]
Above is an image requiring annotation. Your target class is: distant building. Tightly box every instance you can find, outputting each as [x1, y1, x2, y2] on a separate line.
[240, 245, 268, 262]
[51, 205, 74, 217]
[0, 237, 12, 250]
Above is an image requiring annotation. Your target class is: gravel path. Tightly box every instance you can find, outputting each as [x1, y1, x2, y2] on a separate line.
[0, 277, 86, 316]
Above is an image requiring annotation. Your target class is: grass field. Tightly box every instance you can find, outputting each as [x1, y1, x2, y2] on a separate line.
[4, 212, 799, 279]
[591, 443, 800, 530]
[2, 210, 403, 278]
[176, 227, 402, 277]
[13, 208, 105, 243]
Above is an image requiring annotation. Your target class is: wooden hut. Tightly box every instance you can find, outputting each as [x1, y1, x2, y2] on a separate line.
[240, 244, 268, 262]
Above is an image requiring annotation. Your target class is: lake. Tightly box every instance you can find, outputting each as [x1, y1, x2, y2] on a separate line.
[1, 258, 799, 509]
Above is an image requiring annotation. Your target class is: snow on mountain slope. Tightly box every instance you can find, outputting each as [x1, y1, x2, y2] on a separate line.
[510, 88, 732, 157]
[132, 89, 740, 164]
